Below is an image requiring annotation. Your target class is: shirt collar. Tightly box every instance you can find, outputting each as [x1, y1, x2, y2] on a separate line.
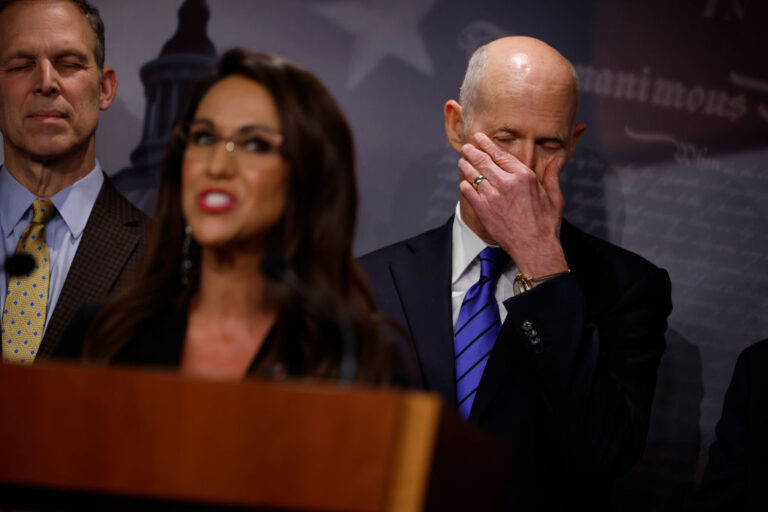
[0, 166, 37, 238]
[0, 163, 103, 239]
[49, 163, 104, 239]
[451, 201, 493, 284]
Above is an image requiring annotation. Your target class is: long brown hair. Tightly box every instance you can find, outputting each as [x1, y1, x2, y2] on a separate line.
[83, 49, 401, 383]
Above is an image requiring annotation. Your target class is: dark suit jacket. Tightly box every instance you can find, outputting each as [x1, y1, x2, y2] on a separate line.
[360, 218, 672, 509]
[685, 339, 768, 511]
[36, 176, 149, 358]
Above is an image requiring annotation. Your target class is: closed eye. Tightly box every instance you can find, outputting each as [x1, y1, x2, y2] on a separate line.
[56, 60, 86, 70]
[53, 51, 89, 71]
[539, 140, 564, 150]
[536, 134, 566, 150]
[3, 59, 34, 72]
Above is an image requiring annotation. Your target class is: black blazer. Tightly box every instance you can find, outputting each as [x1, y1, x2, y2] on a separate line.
[55, 302, 418, 387]
[55, 304, 293, 377]
[360, 218, 672, 509]
[686, 339, 768, 511]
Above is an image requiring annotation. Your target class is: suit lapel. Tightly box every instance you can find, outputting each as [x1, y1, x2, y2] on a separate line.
[469, 221, 583, 421]
[389, 219, 457, 403]
[38, 179, 143, 357]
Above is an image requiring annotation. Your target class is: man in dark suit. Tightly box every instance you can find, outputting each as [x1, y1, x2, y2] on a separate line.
[685, 339, 768, 511]
[0, 0, 148, 362]
[360, 36, 672, 508]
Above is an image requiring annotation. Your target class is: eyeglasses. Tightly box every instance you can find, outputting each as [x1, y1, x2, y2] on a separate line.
[180, 121, 285, 160]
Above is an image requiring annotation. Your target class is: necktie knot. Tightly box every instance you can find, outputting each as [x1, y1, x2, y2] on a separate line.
[478, 246, 509, 282]
[31, 198, 56, 225]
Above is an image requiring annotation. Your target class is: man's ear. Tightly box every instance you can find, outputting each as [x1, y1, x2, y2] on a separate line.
[99, 67, 118, 111]
[444, 99, 465, 153]
[567, 122, 586, 159]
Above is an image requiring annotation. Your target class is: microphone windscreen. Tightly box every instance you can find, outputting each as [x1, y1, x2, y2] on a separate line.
[5, 253, 35, 276]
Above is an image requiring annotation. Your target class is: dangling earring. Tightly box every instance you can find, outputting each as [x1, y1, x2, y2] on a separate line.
[181, 224, 195, 287]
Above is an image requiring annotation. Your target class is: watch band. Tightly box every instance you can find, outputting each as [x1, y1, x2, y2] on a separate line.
[513, 269, 571, 296]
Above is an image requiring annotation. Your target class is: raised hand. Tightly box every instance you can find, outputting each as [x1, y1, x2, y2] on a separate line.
[458, 132, 568, 278]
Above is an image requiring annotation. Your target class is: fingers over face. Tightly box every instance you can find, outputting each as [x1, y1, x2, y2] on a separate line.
[463, 146, 509, 190]
[541, 157, 565, 198]
[461, 142, 497, 177]
[458, 156, 482, 184]
[459, 178, 485, 211]
[471, 132, 515, 166]
[461, 132, 531, 182]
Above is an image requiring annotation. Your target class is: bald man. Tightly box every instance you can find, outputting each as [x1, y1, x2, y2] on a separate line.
[361, 37, 672, 509]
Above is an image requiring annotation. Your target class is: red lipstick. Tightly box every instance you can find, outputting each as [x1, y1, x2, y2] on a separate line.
[197, 189, 236, 213]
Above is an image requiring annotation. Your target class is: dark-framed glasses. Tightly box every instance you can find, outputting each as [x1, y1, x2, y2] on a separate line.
[181, 120, 285, 160]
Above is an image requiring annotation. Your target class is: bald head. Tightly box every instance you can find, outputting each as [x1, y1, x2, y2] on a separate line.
[445, 35, 585, 183]
[459, 36, 579, 131]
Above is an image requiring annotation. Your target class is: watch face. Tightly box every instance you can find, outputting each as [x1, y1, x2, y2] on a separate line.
[513, 275, 532, 296]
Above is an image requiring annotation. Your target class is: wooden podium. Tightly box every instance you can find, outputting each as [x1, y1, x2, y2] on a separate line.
[0, 362, 510, 511]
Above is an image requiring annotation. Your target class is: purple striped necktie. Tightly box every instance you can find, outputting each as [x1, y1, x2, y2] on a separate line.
[454, 246, 509, 419]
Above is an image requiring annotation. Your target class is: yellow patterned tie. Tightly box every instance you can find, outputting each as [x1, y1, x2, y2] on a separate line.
[2, 198, 57, 364]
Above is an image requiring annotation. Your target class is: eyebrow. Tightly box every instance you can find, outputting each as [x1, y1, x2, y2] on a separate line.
[494, 126, 522, 137]
[493, 126, 566, 146]
[0, 51, 32, 65]
[1, 49, 90, 64]
[54, 50, 90, 62]
[189, 118, 281, 135]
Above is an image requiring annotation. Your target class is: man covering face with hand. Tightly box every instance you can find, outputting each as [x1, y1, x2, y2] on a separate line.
[361, 36, 672, 509]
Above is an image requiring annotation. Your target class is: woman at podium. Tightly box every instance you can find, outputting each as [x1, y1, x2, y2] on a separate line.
[55, 49, 412, 385]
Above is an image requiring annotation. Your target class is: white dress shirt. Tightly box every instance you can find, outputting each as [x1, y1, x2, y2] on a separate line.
[0, 164, 104, 333]
[451, 201, 518, 331]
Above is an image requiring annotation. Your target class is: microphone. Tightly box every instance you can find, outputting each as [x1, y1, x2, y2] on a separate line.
[2, 253, 35, 276]
[262, 253, 358, 383]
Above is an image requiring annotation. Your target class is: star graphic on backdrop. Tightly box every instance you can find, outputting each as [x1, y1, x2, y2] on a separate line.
[312, 0, 438, 89]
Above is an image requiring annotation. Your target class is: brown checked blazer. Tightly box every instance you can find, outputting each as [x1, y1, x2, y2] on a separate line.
[35, 175, 150, 358]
